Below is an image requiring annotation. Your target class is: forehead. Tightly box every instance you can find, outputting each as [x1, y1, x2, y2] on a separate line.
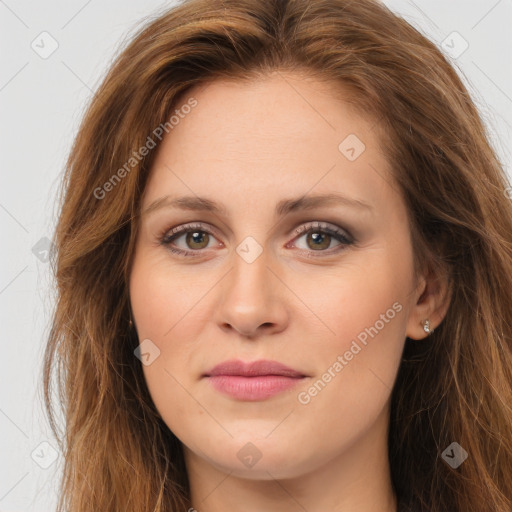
[142, 72, 399, 218]
[170, 72, 374, 147]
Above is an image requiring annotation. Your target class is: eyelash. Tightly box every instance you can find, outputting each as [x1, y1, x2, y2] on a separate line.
[158, 221, 354, 258]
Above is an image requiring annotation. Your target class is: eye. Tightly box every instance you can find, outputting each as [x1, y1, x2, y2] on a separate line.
[159, 222, 222, 257]
[288, 221, 353, 255]
[159, 221, 354, 258]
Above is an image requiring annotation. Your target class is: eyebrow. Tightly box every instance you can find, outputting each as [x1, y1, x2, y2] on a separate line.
[142, 193, 373, 217]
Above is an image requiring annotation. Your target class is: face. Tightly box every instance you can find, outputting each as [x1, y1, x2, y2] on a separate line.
[129, 71, 426, 481]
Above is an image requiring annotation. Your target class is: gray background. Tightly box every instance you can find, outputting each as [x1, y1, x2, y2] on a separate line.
[1, 1, 511, 510]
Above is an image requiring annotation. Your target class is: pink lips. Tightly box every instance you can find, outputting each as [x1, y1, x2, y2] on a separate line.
[203, 359, 307, 401]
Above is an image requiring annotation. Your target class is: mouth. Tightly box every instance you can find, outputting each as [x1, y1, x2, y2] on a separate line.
[202, 359, 308, 401]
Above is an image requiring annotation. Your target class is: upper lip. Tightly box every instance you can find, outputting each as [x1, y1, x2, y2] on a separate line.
[203, 359, 306, 378]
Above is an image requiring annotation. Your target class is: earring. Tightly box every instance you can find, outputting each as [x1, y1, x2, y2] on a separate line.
[129, 318, 133, 328]
[422, 319, 434, 335]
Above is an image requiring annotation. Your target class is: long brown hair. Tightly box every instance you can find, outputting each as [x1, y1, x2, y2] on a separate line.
[43, 0, 512, 510]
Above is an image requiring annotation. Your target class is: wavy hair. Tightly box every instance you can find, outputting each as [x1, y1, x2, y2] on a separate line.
[43, 0, 512, 510]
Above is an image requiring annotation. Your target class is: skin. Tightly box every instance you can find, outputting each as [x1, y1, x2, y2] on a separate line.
[129, 71, 451, 512]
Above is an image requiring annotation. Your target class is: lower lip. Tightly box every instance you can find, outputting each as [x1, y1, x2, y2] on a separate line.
[206, 375, 305, 401]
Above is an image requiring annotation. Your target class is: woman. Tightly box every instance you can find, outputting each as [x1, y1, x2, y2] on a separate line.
[43, 0, 512, 511]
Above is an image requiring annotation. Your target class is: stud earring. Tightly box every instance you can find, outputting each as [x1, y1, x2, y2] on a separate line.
[422, 319, 434, 335]
[128, 318, 133, 328]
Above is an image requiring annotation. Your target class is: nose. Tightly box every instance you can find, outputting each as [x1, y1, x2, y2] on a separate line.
[215, 248, 289, 339]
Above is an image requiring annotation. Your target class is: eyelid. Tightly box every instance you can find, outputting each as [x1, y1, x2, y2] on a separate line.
[161, 220, 351, 241]
[290, 221, 352, 243]
[159, 220, 354, 257]
[161, 222, 223, 243]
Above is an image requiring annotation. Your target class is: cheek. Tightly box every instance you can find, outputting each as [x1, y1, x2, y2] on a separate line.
[129, 251, 222, 439]
[289, 272, 407, 459]
[129, 248, 209, 345]
[301, 252, 409, 353]
[292, 249, 410, 405]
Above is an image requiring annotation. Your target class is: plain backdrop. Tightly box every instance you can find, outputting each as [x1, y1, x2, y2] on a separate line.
[1, 0, 511, 510]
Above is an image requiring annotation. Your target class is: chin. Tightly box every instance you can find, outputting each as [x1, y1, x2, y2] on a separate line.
[188, 433, 323, 481]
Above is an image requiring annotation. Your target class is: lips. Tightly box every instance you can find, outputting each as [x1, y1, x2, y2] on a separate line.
[204, 359, 305, 378]
[203, 359, 307, 401]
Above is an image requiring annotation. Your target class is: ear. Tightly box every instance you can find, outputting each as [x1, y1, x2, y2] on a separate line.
[405, 265, 452, 340]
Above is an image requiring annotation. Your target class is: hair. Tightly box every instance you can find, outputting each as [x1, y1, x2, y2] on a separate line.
[43, 0, 512, 510]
